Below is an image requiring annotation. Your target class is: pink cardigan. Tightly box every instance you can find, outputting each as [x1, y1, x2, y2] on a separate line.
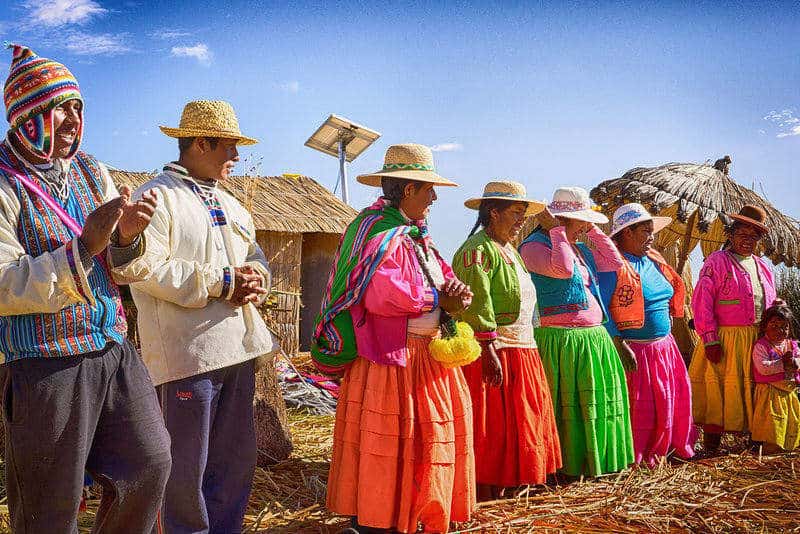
[752, 338, 800, 384]
[351, 234, 454, 366]
[692, 250, 776, 345]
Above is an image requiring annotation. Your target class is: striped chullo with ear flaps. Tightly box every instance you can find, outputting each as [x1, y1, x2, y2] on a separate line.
[3, 43, 83, 160]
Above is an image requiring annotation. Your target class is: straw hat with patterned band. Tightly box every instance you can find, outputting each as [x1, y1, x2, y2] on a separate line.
[728, 204, 769, 233]
[159, 100, 258, 145]
[546, 186, 608, 224]
[356, 143, 458, 187]
[610, 203, 672, 237]
[464, 180, 546, 216]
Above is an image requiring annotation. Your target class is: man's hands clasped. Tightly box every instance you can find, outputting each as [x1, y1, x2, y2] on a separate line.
[229, 265, 267, 307]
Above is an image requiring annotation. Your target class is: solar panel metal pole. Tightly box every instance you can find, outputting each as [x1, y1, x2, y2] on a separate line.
[304, 114, 381, 206]
[338, 136, 349, 204]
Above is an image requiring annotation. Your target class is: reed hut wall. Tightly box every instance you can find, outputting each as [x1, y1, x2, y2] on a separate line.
[299, 232, 341, 351]
[257, 230, 302, 355]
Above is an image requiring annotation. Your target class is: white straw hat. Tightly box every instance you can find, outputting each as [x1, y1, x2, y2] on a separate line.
[464, 180, 546, 216]
[610, 203, 672, 236]
[547, 187, 608, 224]
[356, 143, 458, 187]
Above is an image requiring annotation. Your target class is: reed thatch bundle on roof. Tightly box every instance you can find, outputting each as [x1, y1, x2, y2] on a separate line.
[111, 171, 356, 234]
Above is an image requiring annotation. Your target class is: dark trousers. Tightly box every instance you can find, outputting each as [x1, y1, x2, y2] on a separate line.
[1, 339, 172, 534]
[157, 359, 257, 534]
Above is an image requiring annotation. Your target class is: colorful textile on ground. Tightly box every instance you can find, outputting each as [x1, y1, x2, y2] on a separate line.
[274, 356, 340, 416]
[326, 335, 475, 532]
[312, 197, 429, 373]
[689, 325, 758, 432]
[752, 382, 800, 451]
[0, 144, 127, 360]
[534, 325, 634, 477]
[4, 44, 83, 160]
[625, 334, 696, 466]
[462, 346, 562, 486]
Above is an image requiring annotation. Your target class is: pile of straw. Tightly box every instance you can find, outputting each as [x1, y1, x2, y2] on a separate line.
[241, 411, 799, 533]
[1, 410, 798, 533]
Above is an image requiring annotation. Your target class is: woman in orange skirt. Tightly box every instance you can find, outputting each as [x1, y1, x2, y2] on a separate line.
[452, 181, 562, 500]
[312, 144, 476, 533]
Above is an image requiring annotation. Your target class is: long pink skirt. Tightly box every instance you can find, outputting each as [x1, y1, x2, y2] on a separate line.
[625, 334, 696, 466]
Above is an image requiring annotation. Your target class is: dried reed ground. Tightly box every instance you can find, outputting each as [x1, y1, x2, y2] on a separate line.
[0, 410, 797, 533]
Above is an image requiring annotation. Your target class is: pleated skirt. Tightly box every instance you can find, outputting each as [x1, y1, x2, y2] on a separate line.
[688, 325, 758, 432]
[534, 325, 634, 477]
[461, 346, 562, 486]
[751, 382, 800, 451]
[326, 335, 476, 533]
[625, 334, 697, 466]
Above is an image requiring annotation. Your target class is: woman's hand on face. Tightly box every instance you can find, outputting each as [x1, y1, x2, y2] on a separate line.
[560, 217, 591, 241]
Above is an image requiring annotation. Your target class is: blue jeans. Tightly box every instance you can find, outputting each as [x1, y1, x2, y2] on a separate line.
[157, 359, 257, 534]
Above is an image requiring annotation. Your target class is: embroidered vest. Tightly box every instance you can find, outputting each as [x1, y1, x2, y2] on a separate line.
[609, 250, 685, 331]
[0, 146, 127, 360]
[521, 230, 606, 319]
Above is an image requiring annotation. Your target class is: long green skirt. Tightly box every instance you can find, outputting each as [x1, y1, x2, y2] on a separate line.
[534, 325, 634, 476]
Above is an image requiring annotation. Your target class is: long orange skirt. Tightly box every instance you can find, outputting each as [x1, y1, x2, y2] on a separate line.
[462, 347, 562, 486]
[326, 335, 476, 533]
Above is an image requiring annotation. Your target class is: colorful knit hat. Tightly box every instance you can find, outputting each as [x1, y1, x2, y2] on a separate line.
[3, 43, 83, 160]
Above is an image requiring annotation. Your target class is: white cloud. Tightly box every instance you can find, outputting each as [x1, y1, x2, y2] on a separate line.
[776, 125, 800, 138]
[64, 31, 130, 55]
[279, 80, 299, 93]
[150, 29, 191, 40]
[430, 143, 463, 152]
[763, 109, 800, 138]
[171, 43, 211, 65]
[26, 0, 107, 27]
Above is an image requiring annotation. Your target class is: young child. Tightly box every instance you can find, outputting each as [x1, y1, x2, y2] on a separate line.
[751, 302, 800, 453]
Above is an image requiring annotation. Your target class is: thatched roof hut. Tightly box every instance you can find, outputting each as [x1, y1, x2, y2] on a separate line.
[590, 160, 800, 268]
[110, 170, 357, 354]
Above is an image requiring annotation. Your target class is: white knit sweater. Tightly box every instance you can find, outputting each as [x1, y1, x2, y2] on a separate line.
[111, 167, 277, 385]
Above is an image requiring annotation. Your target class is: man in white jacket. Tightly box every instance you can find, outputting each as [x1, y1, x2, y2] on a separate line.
[112, 100, 278, 533]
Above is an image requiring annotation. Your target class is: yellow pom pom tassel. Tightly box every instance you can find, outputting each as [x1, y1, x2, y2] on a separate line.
[429, 321, 481, 368]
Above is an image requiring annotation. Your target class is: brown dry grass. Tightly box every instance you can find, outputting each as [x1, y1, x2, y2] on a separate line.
[1, 412, 798, 533]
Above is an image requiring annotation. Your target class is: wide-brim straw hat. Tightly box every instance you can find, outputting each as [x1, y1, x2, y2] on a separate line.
[356, 143, 458, 187]
[728, 204, 769, 233]
[159, 100, 258, 145]
[547, 186, 608, 224]
[610, 202, 672, 236]
[464, 180, 546, 216]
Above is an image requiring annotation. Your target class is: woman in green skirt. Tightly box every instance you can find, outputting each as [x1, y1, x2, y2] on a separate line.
[519, 187, 635, 477]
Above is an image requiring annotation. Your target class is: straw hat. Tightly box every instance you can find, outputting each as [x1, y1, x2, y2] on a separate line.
[728, 204, 769, 233]
[464, 180, 546, 216]
[546, 187, 608, 224]
[356, 143, 458, 187]
[159, 100, 257, 145]
[610, 203, 672, 236]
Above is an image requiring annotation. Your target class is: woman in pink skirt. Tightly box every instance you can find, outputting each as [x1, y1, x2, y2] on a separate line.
[599, 203, 696, 466]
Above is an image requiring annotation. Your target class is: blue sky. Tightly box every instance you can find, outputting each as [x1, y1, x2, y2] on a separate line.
[1, 0, 799, 259]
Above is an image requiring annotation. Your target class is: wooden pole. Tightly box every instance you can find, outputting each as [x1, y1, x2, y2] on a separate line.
[677, 209, 698, 275]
